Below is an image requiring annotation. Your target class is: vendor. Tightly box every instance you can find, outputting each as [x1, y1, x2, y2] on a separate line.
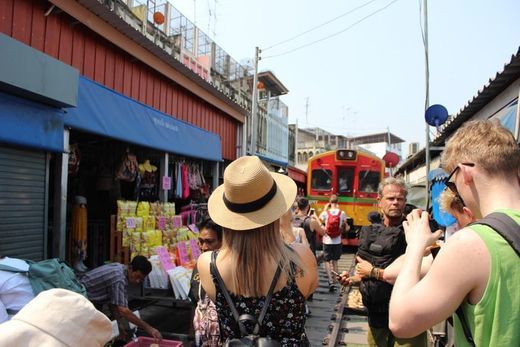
[79, 255, 162, 342]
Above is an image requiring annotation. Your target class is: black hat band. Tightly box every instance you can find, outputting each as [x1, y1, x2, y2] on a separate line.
[223, 181, 278, 213]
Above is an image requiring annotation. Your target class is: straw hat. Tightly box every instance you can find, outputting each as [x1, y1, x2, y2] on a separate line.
[208, 156, 296, 230]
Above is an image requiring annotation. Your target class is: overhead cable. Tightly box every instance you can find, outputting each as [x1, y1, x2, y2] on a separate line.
[263, 0, 400, 60]
[262, 0, 380, 51]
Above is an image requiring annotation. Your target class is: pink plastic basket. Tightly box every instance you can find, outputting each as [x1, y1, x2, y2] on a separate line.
[123, 336, 182, 347]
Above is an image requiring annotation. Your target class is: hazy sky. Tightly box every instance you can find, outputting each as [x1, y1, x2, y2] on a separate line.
[169, 0, 520, 150]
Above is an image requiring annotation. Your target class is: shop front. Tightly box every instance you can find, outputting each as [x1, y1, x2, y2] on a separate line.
[61, 77, 221, 270]
[0, 92, 66, 260]
[0, 33, 77, 260]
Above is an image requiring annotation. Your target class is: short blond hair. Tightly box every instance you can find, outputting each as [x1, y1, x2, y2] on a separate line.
[438, 188, 464, 215]
[441, 120, 520, 176]
[378, 177, 407, 198]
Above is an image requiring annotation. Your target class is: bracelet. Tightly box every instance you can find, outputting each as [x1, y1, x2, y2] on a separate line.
[369, 266, 376, 278]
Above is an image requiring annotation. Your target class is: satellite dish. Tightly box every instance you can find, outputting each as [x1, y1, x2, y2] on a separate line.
[383, 152, 400, 168]
[425, 104, 449, 127]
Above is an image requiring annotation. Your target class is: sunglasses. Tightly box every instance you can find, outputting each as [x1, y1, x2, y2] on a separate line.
[444, 163, 475, 205]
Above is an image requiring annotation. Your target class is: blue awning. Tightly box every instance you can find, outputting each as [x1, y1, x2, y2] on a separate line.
[255, 153, 288, 167]
[0, 91, 64, 152]
[65, 77, 222, 161]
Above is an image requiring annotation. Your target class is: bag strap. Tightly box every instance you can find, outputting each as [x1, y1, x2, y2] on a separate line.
[454, 306, 476, 347]
[453, 212, 519, 347]
[210, 251, 282, 337]
[468, 212, 520, 257]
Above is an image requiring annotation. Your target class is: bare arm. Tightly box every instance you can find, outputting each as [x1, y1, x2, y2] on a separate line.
[310, 217, 326, 236]
[112, 305, 162, 340]
[292, 243, 318, 296]
[389, 210, 488, 338]
[297, 227, 309, 246]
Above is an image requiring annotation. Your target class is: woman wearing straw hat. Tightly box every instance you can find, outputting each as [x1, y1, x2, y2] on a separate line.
[197, 156, 318, 345]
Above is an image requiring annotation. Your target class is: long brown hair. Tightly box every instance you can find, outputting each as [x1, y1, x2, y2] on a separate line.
[222, 220, 304, 297]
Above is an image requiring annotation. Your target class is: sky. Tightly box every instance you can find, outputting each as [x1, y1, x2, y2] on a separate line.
[169, 0, 520, 153]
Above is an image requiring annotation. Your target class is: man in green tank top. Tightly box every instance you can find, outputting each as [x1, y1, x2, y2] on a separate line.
[389, 120, 520, 346]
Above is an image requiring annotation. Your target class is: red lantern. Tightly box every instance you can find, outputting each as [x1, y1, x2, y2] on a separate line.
[153, 11, 165, 25]
[257, 81, 265, 90]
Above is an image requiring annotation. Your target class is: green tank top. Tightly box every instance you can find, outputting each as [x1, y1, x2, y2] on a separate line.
[454, 209, 520, 347]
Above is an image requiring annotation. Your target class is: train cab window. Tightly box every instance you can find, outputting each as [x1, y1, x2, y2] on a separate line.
[311, 169, 332, 190]
[358, 170, 380, 193]
[337, 167, 354, 195]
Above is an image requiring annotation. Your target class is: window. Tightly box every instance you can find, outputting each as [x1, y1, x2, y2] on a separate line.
[337, 167, 354, 195]
[358, 170, 380, 193]
[311, 169, 332, 190]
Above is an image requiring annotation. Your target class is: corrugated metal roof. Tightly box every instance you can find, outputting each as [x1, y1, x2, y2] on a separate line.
[258, 71, 289, 96]
[433, 47, 520, 145]
[396, 47, 520, 175]
[350, 132, 405, 145]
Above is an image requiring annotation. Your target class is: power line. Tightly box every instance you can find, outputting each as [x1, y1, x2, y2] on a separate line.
[262, 0, 380, 51]
[263, 0, 400, 60]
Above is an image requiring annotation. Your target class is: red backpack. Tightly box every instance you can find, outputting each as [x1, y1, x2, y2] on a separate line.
[325, 210, 342, 238]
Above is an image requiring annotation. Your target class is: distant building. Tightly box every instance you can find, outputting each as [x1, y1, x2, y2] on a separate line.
[349, 132, 405, 161]
[289, 126, 350, 171]
[250, 71, 290, 172]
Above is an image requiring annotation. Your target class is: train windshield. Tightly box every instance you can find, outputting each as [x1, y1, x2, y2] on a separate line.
[358, 170, 380, 193]
[337, 167, 354, 195]
[311, 169, 332, 190]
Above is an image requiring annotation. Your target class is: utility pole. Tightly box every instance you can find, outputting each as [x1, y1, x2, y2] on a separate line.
[423, 0, 431, 208]
[250, 46, 261, 155]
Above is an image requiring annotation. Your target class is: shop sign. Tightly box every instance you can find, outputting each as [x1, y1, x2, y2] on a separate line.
[162, 176, 172, 190]
[156, 246, 175, 271]
[189, 239, 201, 260]
[177, 241, 190, 264]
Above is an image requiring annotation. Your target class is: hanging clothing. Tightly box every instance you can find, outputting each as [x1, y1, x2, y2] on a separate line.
[176, 162, 183, 199]
[182, 163, 190, 199]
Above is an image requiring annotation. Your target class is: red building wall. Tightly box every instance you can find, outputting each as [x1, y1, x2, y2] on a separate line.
[0, 0, 238, 160]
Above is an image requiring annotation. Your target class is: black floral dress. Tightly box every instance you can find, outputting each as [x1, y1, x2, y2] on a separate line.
[211, 264, 308, 346]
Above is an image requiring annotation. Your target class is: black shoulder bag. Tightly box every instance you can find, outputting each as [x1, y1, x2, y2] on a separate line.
[449, 212, 520, 347]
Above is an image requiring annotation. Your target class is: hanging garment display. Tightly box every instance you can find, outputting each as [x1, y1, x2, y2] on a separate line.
[68, 144, 81, 177]
[138, 160, 158, 202]
[116, 152, 139, 182]
[71, 196, 88, 272]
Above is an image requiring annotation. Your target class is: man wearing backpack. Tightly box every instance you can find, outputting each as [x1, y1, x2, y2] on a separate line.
[293, 197, 327, 259]
[389, 120, 520, 347]
[80, 255, 163, 342]
[319, 194, 348, 292]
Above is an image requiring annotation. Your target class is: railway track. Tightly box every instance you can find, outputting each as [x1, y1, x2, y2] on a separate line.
[305, 251, 369, 346]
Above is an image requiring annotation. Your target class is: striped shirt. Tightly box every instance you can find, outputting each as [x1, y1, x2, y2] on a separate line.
[80, 263, 128, 308]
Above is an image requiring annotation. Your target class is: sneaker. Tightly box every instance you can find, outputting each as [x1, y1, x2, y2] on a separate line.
[329, 283, 336, 292]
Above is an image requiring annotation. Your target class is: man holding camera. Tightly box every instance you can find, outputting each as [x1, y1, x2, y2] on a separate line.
[344, 178, 427, 346]
[389, 120, 520, 346]
[293, 197, 326, 259]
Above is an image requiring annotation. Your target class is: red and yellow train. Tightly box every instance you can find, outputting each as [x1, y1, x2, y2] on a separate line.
[306, 149, 385, 246]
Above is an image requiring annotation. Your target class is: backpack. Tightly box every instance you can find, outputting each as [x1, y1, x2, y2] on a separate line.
[210, 252, 282, 347]
[0, 258, 87, 297]
[325, 211, 342, 238]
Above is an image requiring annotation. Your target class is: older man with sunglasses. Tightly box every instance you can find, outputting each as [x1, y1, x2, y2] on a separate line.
[389, 120, 520, 347]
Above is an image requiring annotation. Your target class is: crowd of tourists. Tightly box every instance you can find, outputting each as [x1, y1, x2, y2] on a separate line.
[0, 120, 519, 346]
